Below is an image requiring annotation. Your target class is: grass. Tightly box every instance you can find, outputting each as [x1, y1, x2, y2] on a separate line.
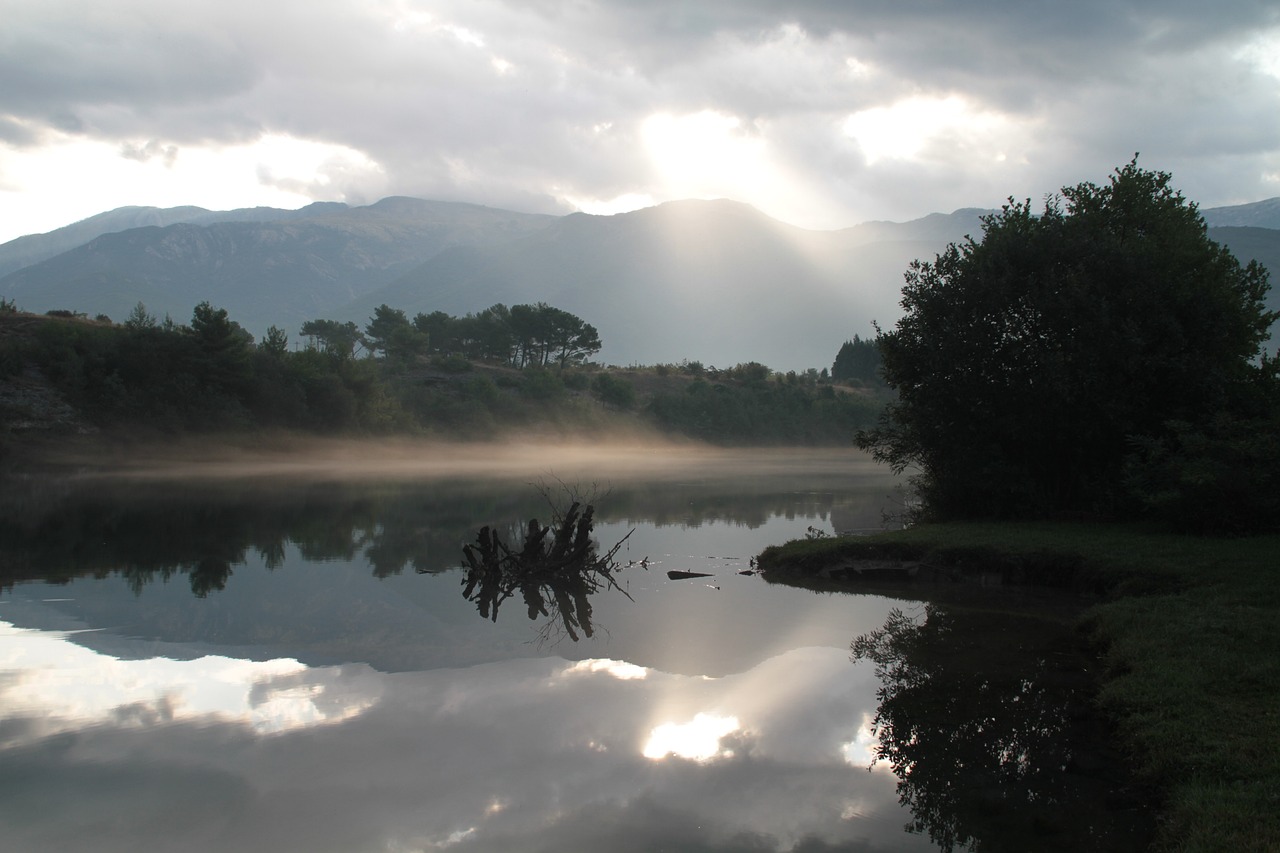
[758, 522, 1280, 852]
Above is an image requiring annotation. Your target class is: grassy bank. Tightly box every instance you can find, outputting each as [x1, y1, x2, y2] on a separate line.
[758, 522, 1280, 852]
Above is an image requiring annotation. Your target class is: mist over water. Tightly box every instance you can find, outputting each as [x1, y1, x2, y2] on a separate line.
[2, 446, 928, 852]
[36, 437, 887, 484]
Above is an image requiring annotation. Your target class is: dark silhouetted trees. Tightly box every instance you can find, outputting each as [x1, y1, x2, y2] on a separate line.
[832, 336, 881, 385]
[856, 159, 1279, 526]
[300, 318, 364, 359]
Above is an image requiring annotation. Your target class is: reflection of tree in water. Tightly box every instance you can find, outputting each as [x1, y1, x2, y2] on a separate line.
[852, 604, 1152, 852]
[450, 500, 633, 642]
[0, 473, 888, 598]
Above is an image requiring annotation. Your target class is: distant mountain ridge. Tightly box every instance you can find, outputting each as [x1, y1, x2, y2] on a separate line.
[344, 199, 996, 369]
[1203, 198, 1280, 229]
[2, 194, 1276, 371]
[0, 197, 555, 335]
[0, 202, 352, 279]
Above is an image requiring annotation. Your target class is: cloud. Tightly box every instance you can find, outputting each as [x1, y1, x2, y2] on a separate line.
[0, 0, 1278, 241]
[119, 139, 178, 166]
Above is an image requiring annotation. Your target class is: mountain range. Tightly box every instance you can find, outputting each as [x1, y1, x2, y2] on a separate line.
[2, 195, 1277, 371]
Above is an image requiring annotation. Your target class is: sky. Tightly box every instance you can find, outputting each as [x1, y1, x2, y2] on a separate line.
[2, 0, 1279, 244]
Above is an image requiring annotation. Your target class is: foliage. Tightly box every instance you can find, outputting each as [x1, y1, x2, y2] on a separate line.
[401, 302, 599, 368]
[189, 301, 254, 394]
[21, 305, 408, 433]
[519, 366, 566, 400]
[124, 301, 157, 330]
[431, 354, 473, 373]
[300, 318, 364, 359]
[508, 302, 602, 369]
[647, 374, 880, 444]
[32, 308, 250, 430]
[0, 339, 22, 379]
[728, 361, 770, 386]
[12, 299, 884, 445]
[831, 335, 881, 384]
[365, 303, 428, 363]
[561, 370, 590, 391]
[260, 325, 289, 355]
[857, 160, 1279, 523]
[591, 372, 635, 409]
[1124, 412, 1280, 534]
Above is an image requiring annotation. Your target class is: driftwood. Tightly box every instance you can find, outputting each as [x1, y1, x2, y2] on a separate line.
[459, 502, 633, 642]
[666, 570, 714, 580]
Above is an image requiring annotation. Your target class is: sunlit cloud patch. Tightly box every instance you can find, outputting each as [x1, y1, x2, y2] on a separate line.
[642, 712, 741, 761]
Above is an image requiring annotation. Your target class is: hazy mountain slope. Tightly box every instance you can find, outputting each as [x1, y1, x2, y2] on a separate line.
[1210, 226, 1280, 317]
[0, 198, 555, 330]
[0, 201, 356, 279]
[0, 206, 211, 278]
[5, 194, 1273, 373]
[347, 199, 982, 370]
[1203, 198, 1280, 229]
[840, 208, 990, 246]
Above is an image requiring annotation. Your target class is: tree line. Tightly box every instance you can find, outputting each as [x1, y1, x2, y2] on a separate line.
[3, 298, 883, 446]
[299, 302, 602, 370]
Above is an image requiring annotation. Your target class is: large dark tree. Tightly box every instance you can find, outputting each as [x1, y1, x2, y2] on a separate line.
[856, 160, 1277, 520]
[188, 301, 253, 393]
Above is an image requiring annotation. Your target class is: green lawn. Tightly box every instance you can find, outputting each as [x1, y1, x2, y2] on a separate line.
[759, 523, 1280, 852]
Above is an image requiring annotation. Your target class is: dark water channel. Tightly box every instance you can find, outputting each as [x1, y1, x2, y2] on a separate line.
[0, 449, 1151, 852]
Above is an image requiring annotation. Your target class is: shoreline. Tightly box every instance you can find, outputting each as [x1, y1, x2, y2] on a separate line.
[758, 522, 1280, 850]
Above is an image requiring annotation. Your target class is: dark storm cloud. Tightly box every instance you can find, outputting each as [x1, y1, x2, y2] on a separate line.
[0, 3, 263, 132]
[1, 0, 1277, 223]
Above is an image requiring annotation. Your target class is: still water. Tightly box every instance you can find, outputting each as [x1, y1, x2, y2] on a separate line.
[0, 447, 1148, 852]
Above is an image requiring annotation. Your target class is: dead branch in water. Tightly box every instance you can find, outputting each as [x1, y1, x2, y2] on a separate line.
[458, 501, 634, 642]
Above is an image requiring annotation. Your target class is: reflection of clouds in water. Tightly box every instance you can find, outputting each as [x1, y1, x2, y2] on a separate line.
[842, 711, 884, 769]
[560, 658, 648, 680]
[1, 621, 929, 853]
[0, 621, 380, 740]
[644, 712, 741, 760]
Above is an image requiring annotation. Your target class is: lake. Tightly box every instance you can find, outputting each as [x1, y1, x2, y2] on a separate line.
[0, 445, 1150, 852]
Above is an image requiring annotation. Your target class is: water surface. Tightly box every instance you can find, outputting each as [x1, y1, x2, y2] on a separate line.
[0, 447, 1147, 852]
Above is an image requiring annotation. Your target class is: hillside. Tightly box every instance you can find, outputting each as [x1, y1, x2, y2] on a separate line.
[0, 198, 554, 337]
[1209, 226, 1280, 317]
[0, 198, 989, 371]
[0, 310, 884, 457]
[344, 200, 989, 370]
[1203, 197, 1280, 229]
[2, 195, 1276, 373]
